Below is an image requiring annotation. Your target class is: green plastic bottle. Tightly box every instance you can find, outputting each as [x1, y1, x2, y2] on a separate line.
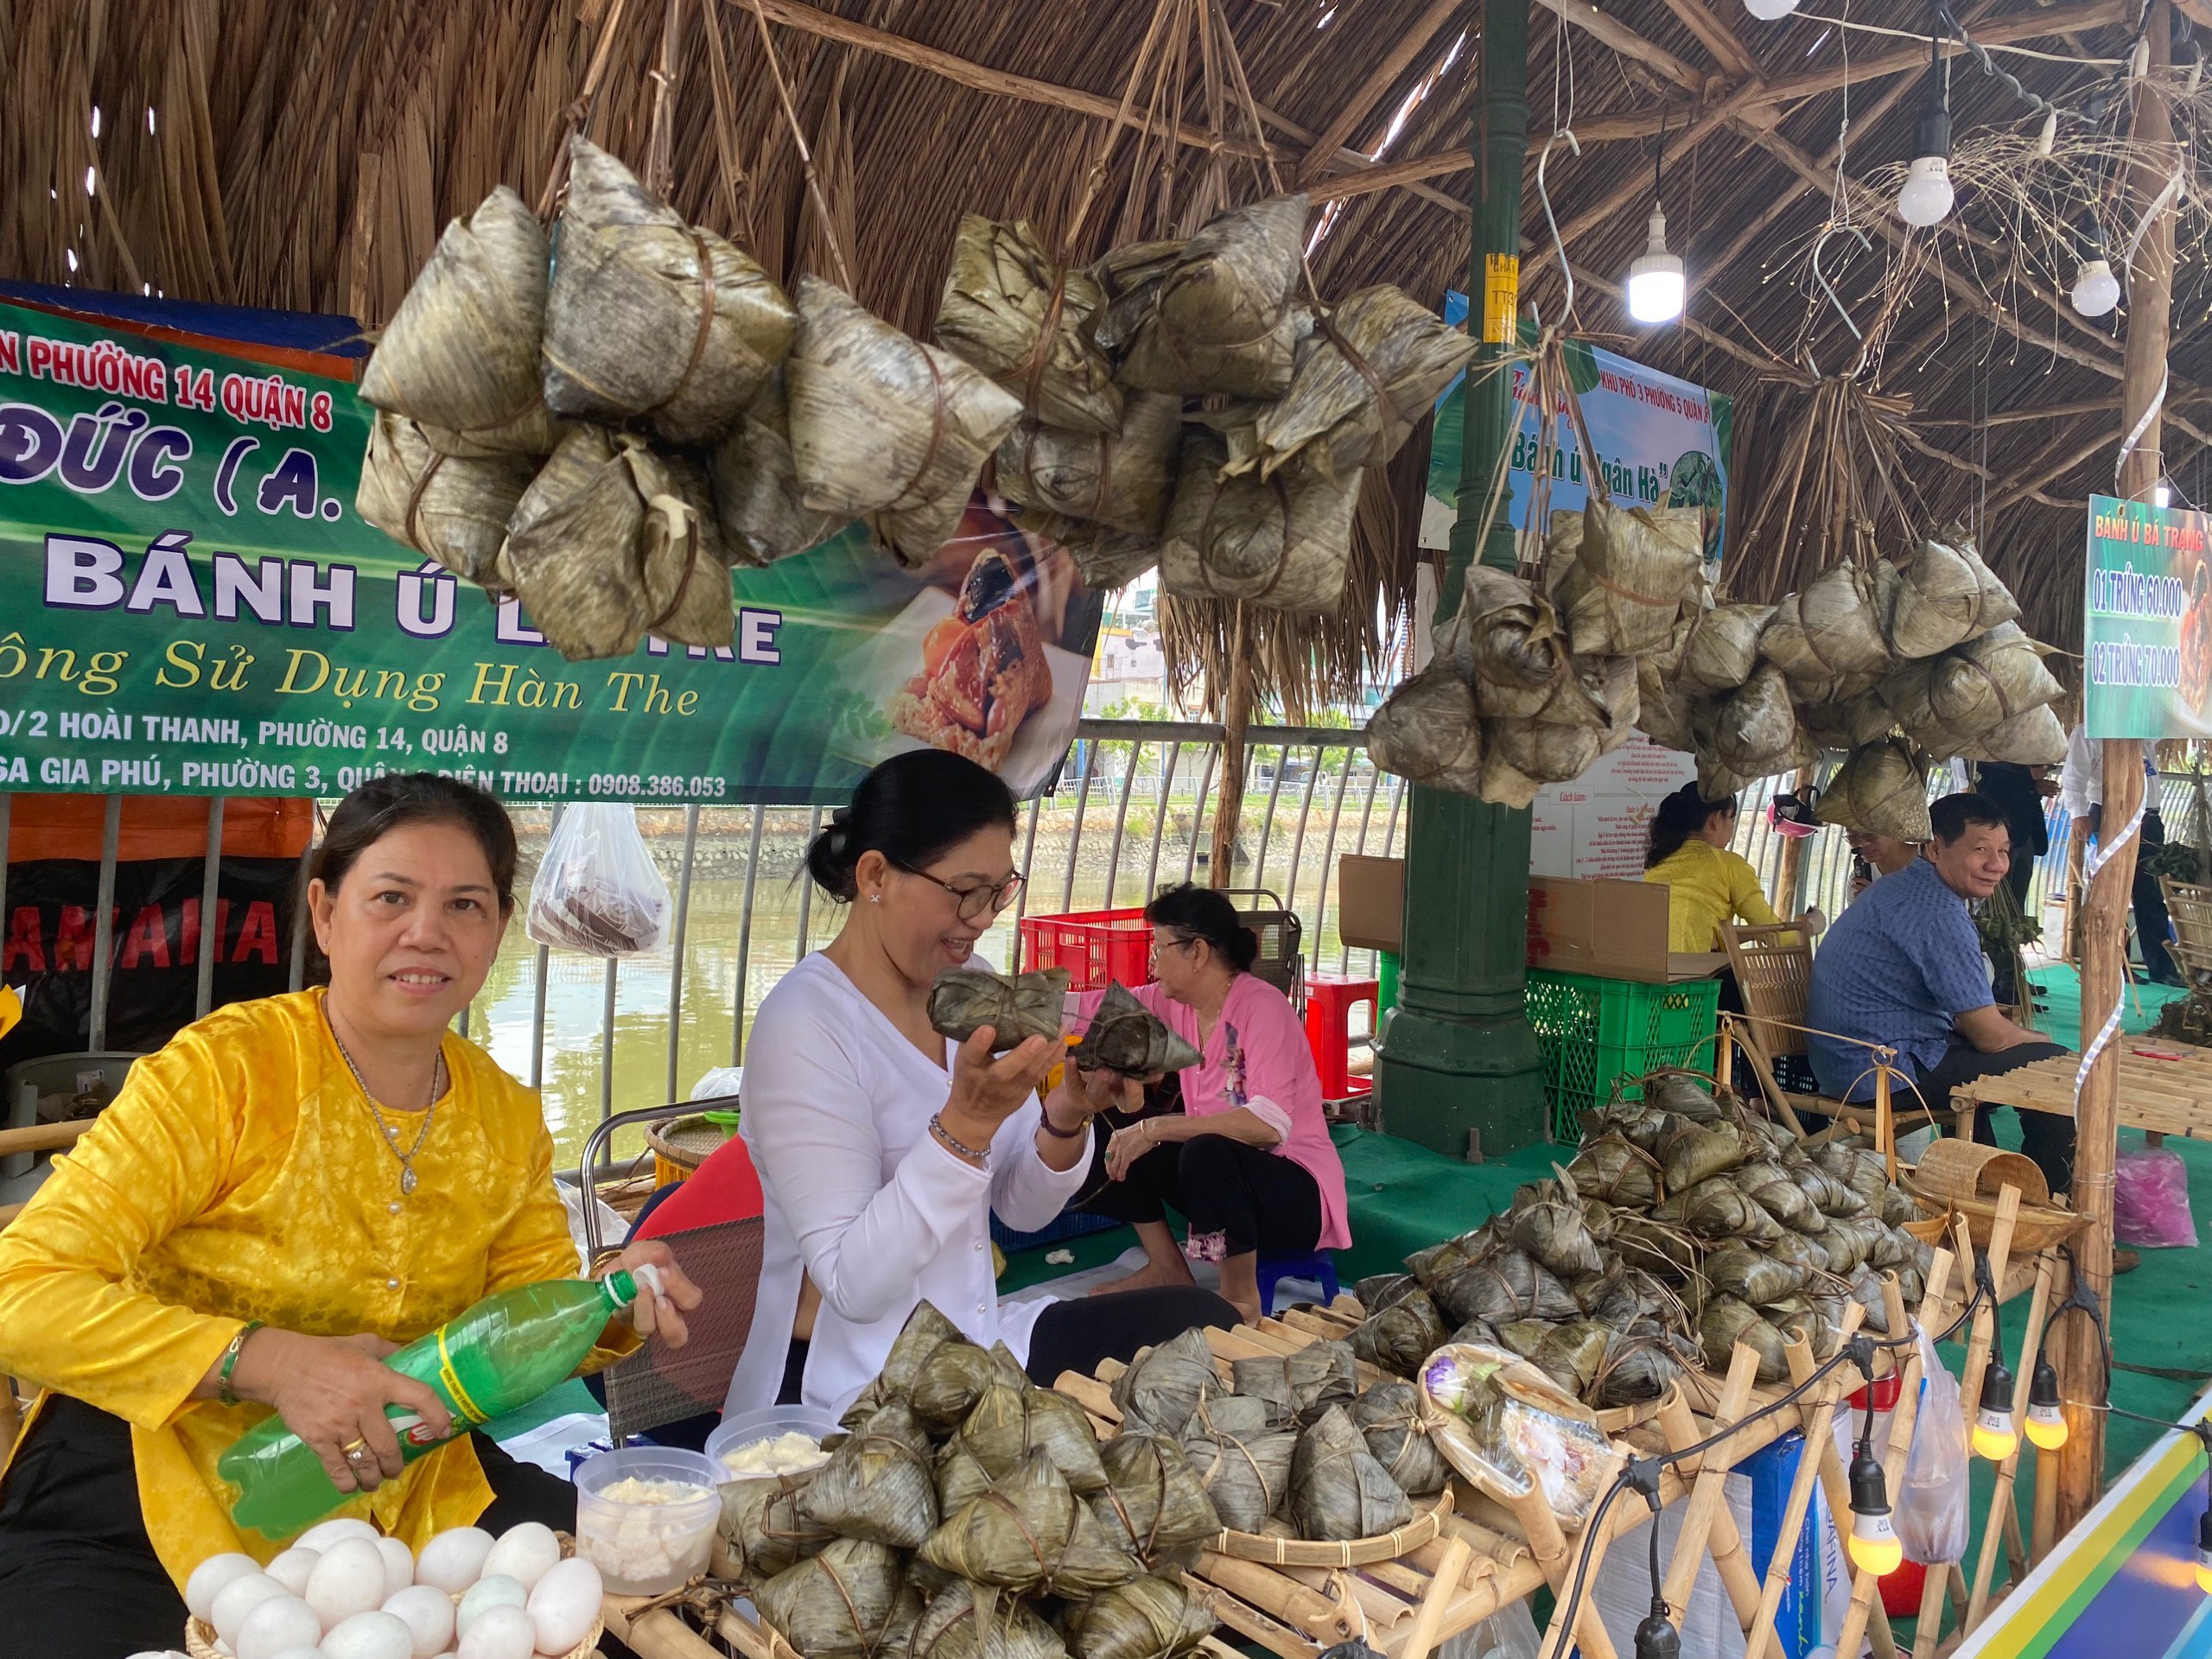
[219, 1268, 644, 1538]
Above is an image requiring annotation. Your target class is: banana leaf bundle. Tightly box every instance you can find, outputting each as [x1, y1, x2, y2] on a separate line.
[709, 370, 850, 564]
[1653, 1178, 1785, 1244]
[1802, 688, 1899, 753]
[1531, 1319, 1613, 1398]
[960, 1383, 1109, 1495]
[1591, 1324, 1703, 1408]
[1677, 604, 1775, 696]
[754, 1537, 923, 1659]
[1290, 1405, 1416, 1541]
[1441, 567, 1573, 712]
[1738, 1163, 1820, 1232]
[914, 1338, 1029, 1432]
[357, 412, 535, 587]
[1564, 1135, 1664, 1209]
[1789, 1160, 1866, 1218]
[1887, 533, 2018, 659]
[1549, 497, 1706, 658]
[1430, 1249, 1580, 1328]
[1879, 621, 2063, 751]
[1406, 1227, 1495, 1285]
[1367, 665, 1485, 796]
[543, 138, 794, 448]
[1179, 1415, 1296, 1533]
[798, 1402, 939, 1548]
[1700, 1243, 1805, 1306]
[1767, 1230, 1832, 1277]
[1353, 1272, 1421, 1314]
[938, 1444, 998, 1515]
[1349, 1289, 1449, 1378]
[1121, 196, 1310, 399]
[1090, 240, 1185, 356]
[1071, 982, 1203, 1079]
[503, 425, 734, 660]
[786, 276, 1024, 567]
[1241, 283, 1477, 480]
[1063, 1575, 1217, 1659]
[997, 392, 1183, 537]
[1815, 738, 1934, 842]
[1230, 1342, 1357, 1426]
[910, 1582, 1070, 1659]
[1962, 703, 2068, 765]
[1643, 1072, 1727, 1123]
[930, 967, 1073, 1052]
[1698, 1294, 1790, 1383]
[1609, 1212, 1701, 1280]
[716, 1469, 832, 1580]
[1506, 1187, 1605, 1279]
[921, 1450, 1140, 1597]
[1160, 429, 1360, 614]
[1660, 1119, 1750, 1192]
[1761, 563, 1899, 697]
[1090, 1433, 1224, 1563]
[359, 187, 562, 456]
[1349, 1381, 1451, 1495]
[935, 215, 1121, 434]
[1111, 1328, 1223, 1439]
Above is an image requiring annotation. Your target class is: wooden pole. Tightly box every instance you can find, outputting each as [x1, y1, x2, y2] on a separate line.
[1210, 602, 1254, 890]
[1965, 1251, 2057, 1637]
[2061, 0, 2175, 1535]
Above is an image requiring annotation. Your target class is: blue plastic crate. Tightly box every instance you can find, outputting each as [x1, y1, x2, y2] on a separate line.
[990, 1208, 1124, 1253]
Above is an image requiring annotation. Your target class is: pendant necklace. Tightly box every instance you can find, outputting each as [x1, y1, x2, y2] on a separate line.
[327, 1013, 444, 1200]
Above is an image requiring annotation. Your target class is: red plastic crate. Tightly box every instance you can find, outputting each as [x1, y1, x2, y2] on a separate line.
[1019, 907, 1153, 991]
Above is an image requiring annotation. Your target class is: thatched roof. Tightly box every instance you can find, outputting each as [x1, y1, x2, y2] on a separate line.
[3, 0, 2201, 709]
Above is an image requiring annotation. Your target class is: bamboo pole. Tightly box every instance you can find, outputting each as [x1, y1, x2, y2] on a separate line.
[1745, 1310, 1868, 1659]
[1210, 603, 1254, 890]
[1966, 1253, 2058, 1632]
[1656, 1349, 1765, 1627]
[1531, 1447, 1630, 1659]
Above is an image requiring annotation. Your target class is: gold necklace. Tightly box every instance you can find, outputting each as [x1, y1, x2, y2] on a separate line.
[327, 1012, 444, 1201]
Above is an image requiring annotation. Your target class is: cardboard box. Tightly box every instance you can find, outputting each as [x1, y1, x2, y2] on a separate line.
[1527, 874, 1724, 984]
[1336, 855, 1403, 952]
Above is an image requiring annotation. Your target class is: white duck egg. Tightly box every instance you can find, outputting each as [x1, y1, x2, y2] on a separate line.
[321, 1609, 416, 1659]
[210, 1574, 288, 1647]
[375, 1534, 416, 1599]
[525, 1557, 601, 1656]
[480, 1523, 560, 1592]
[235, 1593, 321, 1659]
[296, 1516, 380, 1554]
[415, 1527, 496, 1595]
[186, 1553, 263, 1622]
[264, 1650, 325, 1659]
[307, 1538, 391, 1630]
[457, 1605, 535, 1659]
[383, 1583, 458, 1659]
[456, 1575, 528, 1637]
[264, 1547, 320, 1598]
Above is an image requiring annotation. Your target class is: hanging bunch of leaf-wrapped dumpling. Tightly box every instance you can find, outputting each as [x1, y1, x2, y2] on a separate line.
[1886, 531, 2019, 659]
[1367, 666, 1486, 797]
[934, 215, 1122, 434]
[1111, 1327, 1223, 1438]
[920, 1451, 1141, 1597]
[1802, 687, 1899, 753]
[1090, 1433, 1224, 1564]
[357, 412, 536, 587]
[1090, 241, 1185, 357]
[1548, 497, 1706, 658]
[1879, 622, 2064, 756]
[1815, 738, 1934, 843]
[1159, 430, 1360, 614]
[1290, 1405, 1416, 1541]
[1692, 663, 1814, 790]
[1020, 509, 1162, 592]
[997, 392, 1183, 538]
[754, 1536, 923, 1659]
[1440, 567, 1573, 713]
[1348, 1287, 1450, 1378]
[1349, 1381, 1451, 1495]
[798, 1402, 940, 1548]
[1121, 196, 1311, 399]
[1063, 1575, 1217, 1659]
[709, 371, 851, 565]
[1676, 603, 1773, 696]
[1481, 656, 1638, 809]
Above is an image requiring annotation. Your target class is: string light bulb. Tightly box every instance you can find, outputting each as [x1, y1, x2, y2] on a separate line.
[1743, 0, 1799, 17]
[1847, 1443, 1903, 1576]
[2025, 1358, 2068, 1451]
[1626, 208, 1687, 324]
[2071, 257, 2121, 319]
[1897, 27, 1955, 228]
[1974, 1358, 2018, 1462]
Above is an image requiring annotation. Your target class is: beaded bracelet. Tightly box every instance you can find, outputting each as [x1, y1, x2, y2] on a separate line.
[217, 1320, 264, 1407]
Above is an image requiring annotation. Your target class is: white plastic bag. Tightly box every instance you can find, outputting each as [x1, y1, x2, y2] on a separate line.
[1892, 1320, 1970, 1564]
[691, 1065, 744, 1102]
[1437, 1598, 1540, 1659]
[526, 804, 671, 956]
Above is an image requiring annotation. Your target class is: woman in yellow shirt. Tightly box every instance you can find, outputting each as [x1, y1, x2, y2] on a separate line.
[1642, 784, 1824, 954]
[0, 775, 700, 1659]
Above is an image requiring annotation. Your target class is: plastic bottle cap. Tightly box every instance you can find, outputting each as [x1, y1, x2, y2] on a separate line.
[632, 1262, 664, 1299]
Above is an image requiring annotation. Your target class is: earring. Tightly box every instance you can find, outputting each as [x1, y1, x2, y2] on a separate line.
[870, 893, 881, 905]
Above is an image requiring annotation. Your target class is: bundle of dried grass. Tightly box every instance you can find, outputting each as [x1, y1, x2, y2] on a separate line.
[502, 425, 733, 660]
[360, 187, 562, 456]
[935, 215, 1121, 433]
[1122, 196, 1310, 399]
[1887, 533, 2019, 658]
[542, 139, 795, 448]
[1761, 563, 1898, 696]
[356, 412, 535, 586]
[1548, 499, 1705, 658]
[1880, 622, 2064, 753]
[1815, 740, 1935, 841]
[1367, 666, 1484, 796]
[785, 276, 1024, 567]
[1159, 431, 1360, 613]
[709, 371, 850, 565]
[1677, 604, 1773, 696]
[996, 392, 1182, 537]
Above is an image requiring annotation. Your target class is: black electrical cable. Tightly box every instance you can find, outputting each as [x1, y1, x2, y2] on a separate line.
[1929, 0, 2058, 124]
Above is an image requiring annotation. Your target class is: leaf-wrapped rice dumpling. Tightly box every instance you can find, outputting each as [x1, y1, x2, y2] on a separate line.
[1609, 1213, 1701, 1280]
[1291, 1405, 1416, 1541]
[1179, 1414, 1297, 1533]
[1643, 1072, 1726, 1122]
[1185, 1393, 1274, 1438]
[921, 1450, 1141, 1597]
[1880, 622, 2064, 753]
[1767, 1230, 1832, 1277]
[1478, 656, 1634, 804]
[1111, 1327, 1224, 1439]
[996, 392, 1182, 537]
[798, 1402, 939, 1548]
[1699, 1295, 1790, 1383]
[1845, 1268, 1895, 1335]
[1677, 604, 1774, 696]
[1653, 1178, 1785, 1244]
[1734, 1161, 1818, 1231]
[1585, 1267, 1685, 1336]
[1700, 1243, 1805, 1306]
[960, 1383, 1109, 1494]
[1549, 498, 1705, 658]
[1817, 1214, 1891, 1276]
[1694, 664, 1810, 779]
[709, 370, 850, 564]
[1090, 1433, 1224, 1562]
[1441, 567, 1572, 709]
[1887, 533, 2018, 659]
[1367, 665, 1485, 795]
[1802, 688, 1899, 753]
[1349, 1289, 1450, 1378]
[913, 1338, 1028, 1432]
[356, 412, 535, 586]
[929, 967, 1072, 1052]
[1091, 240, 1185, 355]
[938, 1443, 998, 1516]
[1121, 196, 1310, 399]
[935, 215, 1121, 434]
[1761, 563, 1899, 696]
[1486, 1319, 1550, 1360]
[1591, 1324, 1702, 1408]
[1071, 982, 1203, 1078]
[1353, 1272, 1421, 1315]
[1231, 1342, 1357, 1425]
[1064, 1576, 1216, 1659]
[715, 1470, 832, 1580]
[1348, 1381, 1451, 1495]
[1565, 1135, 1664, 1209]
[909, 1582, 1070, 1659]
[1660, 1119, 1750, 1192]
[1020, 509, 1162, 591]
[1962, 702, 2068, 765]
[1406, 1227, 1494, 1285]
[880, 1300, 966, 1395]
[1160, 430, 1360, 615]
[1430, 1250, 1581, 1328]
[1815, 739, 1934, 842]
[1532, 1319, 1613, 1398]
[543, 139, 795, 448]
[1506, 1186, 1606, 1279]
[754, 1537, 922, 1659]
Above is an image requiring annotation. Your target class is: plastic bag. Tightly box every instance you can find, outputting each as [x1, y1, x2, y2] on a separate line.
[2115, 1142, 2200, 1249]
[691, 1065, 744, 1102]
[526, 804, 671, 956]
[1893, 1320, 1969, 1564]
[1437, 1598, 1541, 1659]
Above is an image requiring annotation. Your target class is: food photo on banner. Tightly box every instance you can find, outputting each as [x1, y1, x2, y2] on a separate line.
[2083, 491, 2209, 738]
[0, 294, 1103, 804]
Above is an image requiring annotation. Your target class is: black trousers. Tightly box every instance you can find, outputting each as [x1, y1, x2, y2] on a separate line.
[0, 1394, 617, 1659]
[1080, 1128, 1323, 1259]
[1894, 1039, 2076, 1196]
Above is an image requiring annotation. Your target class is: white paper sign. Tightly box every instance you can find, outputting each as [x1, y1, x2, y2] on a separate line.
[1528, 734, 1697, 880]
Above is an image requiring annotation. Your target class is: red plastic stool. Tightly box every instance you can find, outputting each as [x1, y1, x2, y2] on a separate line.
[1304, 974, 1378, 1099]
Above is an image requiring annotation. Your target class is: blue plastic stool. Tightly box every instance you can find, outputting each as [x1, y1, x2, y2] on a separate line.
[1255, 1249, 1339, 1316]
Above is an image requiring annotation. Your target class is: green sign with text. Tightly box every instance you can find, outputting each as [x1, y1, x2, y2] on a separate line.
[2083, 492, 2212, 740]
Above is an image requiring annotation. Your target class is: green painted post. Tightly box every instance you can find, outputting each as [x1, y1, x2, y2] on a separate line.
[1373, 0, 1548, 1157]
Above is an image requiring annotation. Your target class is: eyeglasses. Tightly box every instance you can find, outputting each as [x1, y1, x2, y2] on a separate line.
[889, 859, 1027, 922]
[1147, 933, 1201, 963]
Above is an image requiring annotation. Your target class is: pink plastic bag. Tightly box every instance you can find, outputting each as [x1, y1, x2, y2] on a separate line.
[2114, 1144, 2199, 1249]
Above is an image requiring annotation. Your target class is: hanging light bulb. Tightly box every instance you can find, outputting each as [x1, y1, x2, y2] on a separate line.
[1743, 0, 1799, 17]
[2157, 480, 2175, 509]
[2024, 1357, 2069, 1451]
[1846, 1442, 1904, 1576]
[1973, 1358, 2018, 1461]
[1634, 1607, 1682, 1658]
[1897, 27, 1955, 228]
[1626, 207, 1687, 324]
[2071, 257, 2121, 318]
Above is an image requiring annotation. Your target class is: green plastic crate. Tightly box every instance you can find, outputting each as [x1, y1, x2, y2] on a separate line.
[1524, 969, 1723, 1140]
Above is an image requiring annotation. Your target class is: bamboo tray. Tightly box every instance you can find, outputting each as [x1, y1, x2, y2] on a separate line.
[1902, 1178, 2090, 1253]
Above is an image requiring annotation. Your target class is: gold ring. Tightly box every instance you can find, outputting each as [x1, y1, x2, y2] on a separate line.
[342, 1439, 373, 1463]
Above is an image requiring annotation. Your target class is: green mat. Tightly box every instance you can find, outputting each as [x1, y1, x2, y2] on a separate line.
[2026, 959, 2190, 1050]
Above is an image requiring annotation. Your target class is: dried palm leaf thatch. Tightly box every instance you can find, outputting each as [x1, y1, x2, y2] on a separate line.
[935, 215, 1121, 434]
[1659, 1118, 1751, 1191]
[1090, 1433, 1224, 1563]
[1441, 566, 1572, 709]
[798, 1401, 940, 1548]
[1677, 604, 1775, 696]
[1121, 196, 1311, 399]
[1111, 1328, 1224, 1439]
[785, 276, 1023, 567]
[1159, 431, 1361, 613]
[912, 1338, 1028, 1433]
[502, 425, 734, 660]
[1761, 563, 1899, 695]
[1431, 1249, 1580, 1329]
[1230, 1342, 1357, 1426]
[359, 186, 561, 455]
[754, 1536, 923, 1659]
[1289, 1405, 1416, 1541]
[1591, 1324, 1703, 1408]
[1506, 1185, 1606, 1279]
[959, 1382, 1109, 1494]
[1566, 1135, 1664, 1209]
[1802, 688, 1898, 753]
[1548, 498, 1706, 658]
[1179, 1414, 1297, 1533]
[1349, 1288, 1449, 1379]
[1367, 665, 1484, 795]
[929, 966, 1072, 1052]
[716, 1469, 832, 1580]
[1020, 510, 1162, 591]
[1353, 1272, 1420, 1314]
[1064, 1575, 1217, 1659]
[357, 412, 534, 586]
[997, 392, 1182, 537]
[1698, 1294, 1790, 1382]
[1963, 702, 2068, 764]
[709, 371, 850, 565]
[1692, 663, 1809, 779]
[1092, 240, 1185, 356]
[1653, 1177, 1785, 1243]
[1239, 284, 1477, 480]
[938, 1444, 999, 1516]
[1700, 1243, 1805, 1306]
[1879, 622, 2064, 752]
[1530, 1319, 1614, 1398]
[1887, 533, 2018, 659]
[1815, 739, 1934, 842]
[910, 1582, 1070, 1659]
[542, 139, 794, 447]
[921, 1450, 1140, 1596]
[1349, 1381, 1451, 1495]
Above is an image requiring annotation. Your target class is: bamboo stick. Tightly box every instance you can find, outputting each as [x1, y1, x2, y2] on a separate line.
[1397, 1537, 1475, 1659]
[1745, 1309, 1867, 1659]
[1533, 1448, 1630, 1659]
[1965, 1252, 2057, 1632]
[1656, 1350, 1764, 1625]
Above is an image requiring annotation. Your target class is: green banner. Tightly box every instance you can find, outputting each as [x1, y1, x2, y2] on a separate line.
[0, 299, 1102, 803]
[2083, 492, 2206, 739]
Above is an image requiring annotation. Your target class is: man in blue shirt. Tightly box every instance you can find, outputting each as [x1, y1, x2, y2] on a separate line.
[1808, 792, 2073, 1193]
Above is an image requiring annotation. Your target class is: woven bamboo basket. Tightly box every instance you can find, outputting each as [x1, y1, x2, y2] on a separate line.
[1911, 1139, 2050, 1207]
[645, 1111, 739, 1185]
[1205, 1485, 1456, 1567]
[1900, 1185, 2090, 1252]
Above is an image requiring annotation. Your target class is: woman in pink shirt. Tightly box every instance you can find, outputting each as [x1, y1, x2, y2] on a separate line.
[1077, 885, 1351, 1325]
